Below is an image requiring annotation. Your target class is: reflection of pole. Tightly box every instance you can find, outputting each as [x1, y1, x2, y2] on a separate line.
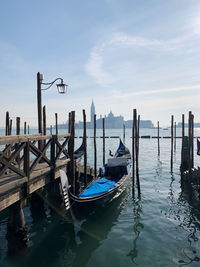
[37, 72, 42, 149]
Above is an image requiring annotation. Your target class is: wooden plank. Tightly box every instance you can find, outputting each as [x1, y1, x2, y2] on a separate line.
[0, 134, 70, 145]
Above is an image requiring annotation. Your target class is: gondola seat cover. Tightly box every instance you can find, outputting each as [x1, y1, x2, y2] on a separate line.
[78, 178, 115, 198]
[107, 157, 128, 167]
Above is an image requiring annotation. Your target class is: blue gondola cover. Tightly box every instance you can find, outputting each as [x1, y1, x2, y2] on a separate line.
[78, 178, 116, 198]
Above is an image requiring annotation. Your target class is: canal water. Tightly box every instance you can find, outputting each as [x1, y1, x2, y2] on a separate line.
[1, 128, 200, 266]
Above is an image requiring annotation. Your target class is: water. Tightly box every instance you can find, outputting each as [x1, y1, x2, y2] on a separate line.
[1, 128, 200, 266]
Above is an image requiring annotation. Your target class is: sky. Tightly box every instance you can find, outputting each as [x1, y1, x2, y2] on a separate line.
[1, 0, 200, 128]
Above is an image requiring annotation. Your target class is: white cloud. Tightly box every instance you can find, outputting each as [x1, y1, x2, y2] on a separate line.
[113, 84, 200, 99]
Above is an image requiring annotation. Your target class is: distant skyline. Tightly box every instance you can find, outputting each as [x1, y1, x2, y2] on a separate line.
[1, 0, 200, 128]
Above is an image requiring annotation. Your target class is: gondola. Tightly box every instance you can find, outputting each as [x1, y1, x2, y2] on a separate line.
[74, 140, 84, 160]
[60, 139, 132, 219]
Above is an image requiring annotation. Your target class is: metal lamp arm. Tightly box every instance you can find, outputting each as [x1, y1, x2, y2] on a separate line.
[41, 78, 63, 90]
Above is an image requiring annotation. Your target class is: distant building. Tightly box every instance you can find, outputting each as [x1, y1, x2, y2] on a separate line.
[57, 101, 154, 129]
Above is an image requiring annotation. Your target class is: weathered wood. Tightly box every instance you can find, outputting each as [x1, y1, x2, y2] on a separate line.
[71, 111, 75, 194]
[132, 109, 135, 197]
[158, 121, 160, 156]
[24, 122, 27, 135]
[136, 114, 141, 196]
[123, 124, 125, 144]
[83, 109, 87, 186]
[55, 113, 58, 135]
[5, 111, 9, 136]
[9, 119, 12, 135]
[37, 72, 42, 136]
[102, 118, 105, 166]
[0, 134, 70, 146]
[171, 115, 174, 171]
[43, 106, 46, 136]
[24, 141, 30, 179]
[174, 122, 176, 152]
[94, 114, 97, 177]
[181, 114, 185, 171]
[188, 111, 192, 172]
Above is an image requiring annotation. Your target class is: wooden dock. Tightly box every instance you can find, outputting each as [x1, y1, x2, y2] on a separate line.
[0, 133, 94, 212]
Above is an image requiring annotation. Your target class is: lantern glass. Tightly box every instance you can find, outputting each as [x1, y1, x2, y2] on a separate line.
[56, 83, 68, 94]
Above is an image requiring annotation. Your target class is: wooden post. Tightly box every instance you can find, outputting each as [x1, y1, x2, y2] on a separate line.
[24, 122, 27, 135]
[132, 109, 135, 197]
[123, 124, 125, 144]
[16, 117, 20, 135]
[191, 114, 194, 168]
[70, 111, 75, 194]
[24, 141, 30, 179]
[9, 119, 12, 135]
[16, 117, 20, 166]
[28, 125, 30, 134]
[94, 114, 97, 177]
[174, 122, 176, 152]
[103, 118, 105, 166]
[55, 113, 58, 135]
[43, 105, 46, 154]
[43, 106, 46, 136]
[50, 125, 52, 135]
[5, 111, 9, 136]
[181, 114, 185, 171]
[37, 72, 42, 150]
[171, 115, 174, 171]
[136, 114, 141, 196]
[83, 110, 87, 186]
[157, 121, 160, 156]
[188, 111, 192, 172]
[68, 112, 71, 134]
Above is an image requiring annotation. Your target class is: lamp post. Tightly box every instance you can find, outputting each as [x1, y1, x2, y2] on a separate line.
[37, 72, 68, 137]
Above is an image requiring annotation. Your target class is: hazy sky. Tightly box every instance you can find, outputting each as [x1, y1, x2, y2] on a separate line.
[1, 0, 200, 127]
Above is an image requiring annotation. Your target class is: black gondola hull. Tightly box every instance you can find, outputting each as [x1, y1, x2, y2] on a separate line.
[68, 171, 130, 219]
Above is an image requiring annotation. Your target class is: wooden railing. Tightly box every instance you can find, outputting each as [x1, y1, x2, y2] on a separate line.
[0, 133, 70, 180]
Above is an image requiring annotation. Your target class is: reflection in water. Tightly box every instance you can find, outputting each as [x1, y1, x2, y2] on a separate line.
[127, 200, 143, 265]
[71, 192, 127, 267]
[165, 172, 200, 266]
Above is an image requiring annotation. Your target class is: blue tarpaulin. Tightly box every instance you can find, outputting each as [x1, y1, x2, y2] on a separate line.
[78, 178, 116, 198]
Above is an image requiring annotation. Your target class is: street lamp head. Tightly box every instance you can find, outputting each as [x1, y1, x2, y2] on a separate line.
[56, 80, 68, 94]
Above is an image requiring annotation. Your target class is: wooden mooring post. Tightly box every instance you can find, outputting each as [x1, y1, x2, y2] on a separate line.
[123, 124, 125, 144]
[188, 111, 194, 174]
[5, 111, 9, 136]
[181, 114, 185, 172]
[136, 114, 141, 196]
[158, 121, 160, 156]
[170, 115, 174, 171]
[83, 109, 87, 186]
[94, 114, 97, 177]
[174, 122, 176, 152]
[103, 118, 105, 166]
[132, 109, 135, 197]
[24, 122, 27, 134]
[132, 109, 141, 197]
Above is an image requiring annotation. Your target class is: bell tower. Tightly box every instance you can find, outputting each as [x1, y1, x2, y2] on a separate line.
[90, 100, 95, 124]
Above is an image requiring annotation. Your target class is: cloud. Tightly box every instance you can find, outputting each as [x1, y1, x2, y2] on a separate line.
[85, 49, 113, 87]
[85, 31, 200, 88]
[113, 84, 200, 99]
